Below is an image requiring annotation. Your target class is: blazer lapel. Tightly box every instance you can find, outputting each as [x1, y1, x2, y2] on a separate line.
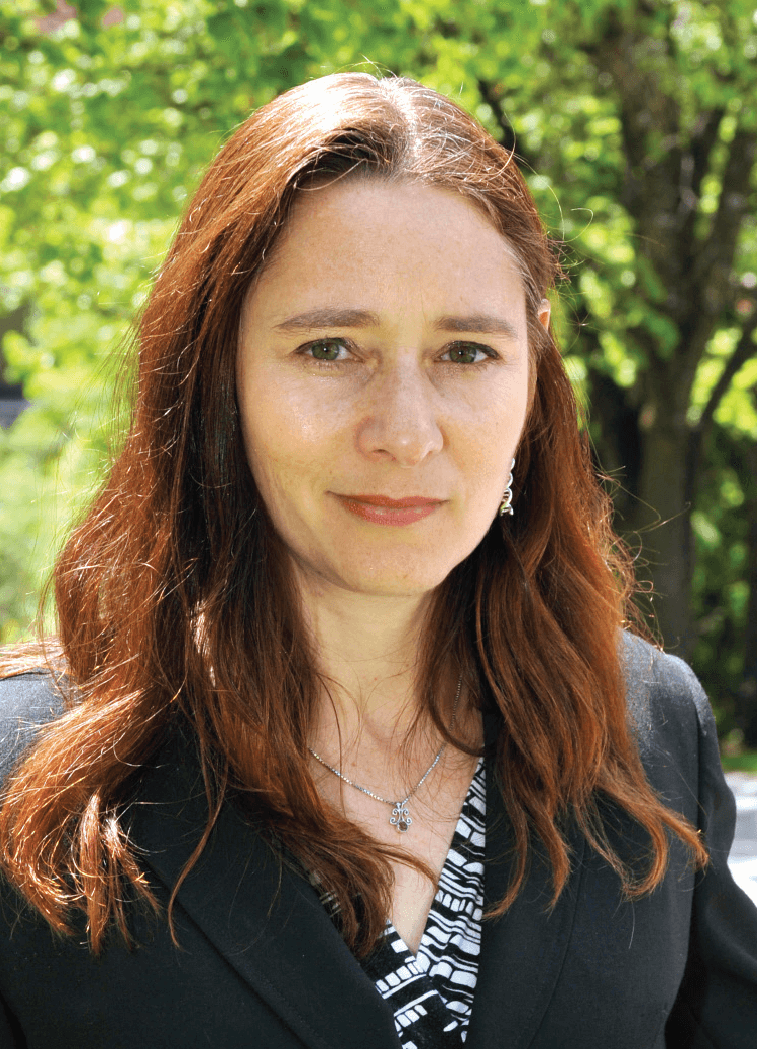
[129, 725, 400, 1049]
[466, 749, 585, 1049]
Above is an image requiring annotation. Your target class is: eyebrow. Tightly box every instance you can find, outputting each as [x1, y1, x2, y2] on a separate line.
[433, 314, 520, 340]
[273, 307, 520, 340]
[273, 308, 380, 332]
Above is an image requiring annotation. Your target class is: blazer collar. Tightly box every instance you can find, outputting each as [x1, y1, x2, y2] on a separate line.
[129, 724, 400, 1049]
[467, 715, 586, 1049]
[129, 718, 584, 1049]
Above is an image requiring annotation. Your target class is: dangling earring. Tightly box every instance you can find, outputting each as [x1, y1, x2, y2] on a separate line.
[498, 458, 515, 517]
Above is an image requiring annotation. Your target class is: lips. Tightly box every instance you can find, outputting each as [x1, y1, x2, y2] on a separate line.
[341, 494, 443, 507]
[335, 493, 444, 526]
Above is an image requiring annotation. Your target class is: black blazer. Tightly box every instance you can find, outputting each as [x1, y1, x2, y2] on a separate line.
[0, 637, 755, 1048]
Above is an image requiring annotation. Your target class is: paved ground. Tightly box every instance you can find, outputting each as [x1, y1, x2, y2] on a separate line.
[725, 772, 757, 906]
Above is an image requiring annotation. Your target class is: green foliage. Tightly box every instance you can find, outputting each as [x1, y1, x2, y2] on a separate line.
[721, 750, 757, 773]
[1, 0, 756, 735]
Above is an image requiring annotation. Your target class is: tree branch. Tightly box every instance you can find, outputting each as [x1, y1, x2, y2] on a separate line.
[693, 126, 757, 313]
[476, 79, 538, 171]
[677, 108, 725, 270]
[700, 310, 757, 435]
[685, 310, 757, 526]
[676, 125, 757, 371]
[688, 109, 725, 203]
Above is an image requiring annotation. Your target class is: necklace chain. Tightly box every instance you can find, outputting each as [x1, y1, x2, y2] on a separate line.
[308, 675, 463, 833]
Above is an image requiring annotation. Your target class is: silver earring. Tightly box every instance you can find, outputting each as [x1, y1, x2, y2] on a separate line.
[498, 459, 515, 517]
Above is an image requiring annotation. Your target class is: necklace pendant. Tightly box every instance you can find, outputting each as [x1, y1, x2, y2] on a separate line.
[390, 803, 412, 833]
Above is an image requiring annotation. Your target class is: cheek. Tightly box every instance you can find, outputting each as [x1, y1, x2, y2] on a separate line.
[459, 372, 529, 451]
[237, 374, 351, 497]
[282, 390, 352, 450]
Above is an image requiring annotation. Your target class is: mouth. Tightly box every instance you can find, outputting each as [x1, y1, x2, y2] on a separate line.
[341, 494, 444, 507]
[335, 494, 444, 526]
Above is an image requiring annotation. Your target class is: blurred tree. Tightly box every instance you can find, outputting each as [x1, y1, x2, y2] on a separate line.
[465, 0, 757, 738]
[1, 0, 755, 736]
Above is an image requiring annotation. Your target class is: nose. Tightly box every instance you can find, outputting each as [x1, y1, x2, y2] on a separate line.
[356, 360, 444, 467]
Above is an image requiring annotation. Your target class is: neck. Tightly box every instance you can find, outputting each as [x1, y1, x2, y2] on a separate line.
[295, 570, 433, 739]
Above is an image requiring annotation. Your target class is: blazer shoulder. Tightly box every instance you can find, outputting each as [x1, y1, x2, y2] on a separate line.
[620, 631, 715, 755]
[0, 670, 65, 782]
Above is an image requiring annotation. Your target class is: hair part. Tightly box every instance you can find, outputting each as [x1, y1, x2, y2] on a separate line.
[0, 73, 706, 956]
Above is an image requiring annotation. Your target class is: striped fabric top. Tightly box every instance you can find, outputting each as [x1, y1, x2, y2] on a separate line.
[314, 757, 486, 1048]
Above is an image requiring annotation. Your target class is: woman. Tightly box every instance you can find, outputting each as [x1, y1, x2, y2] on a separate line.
[0, 72, 754, 1049]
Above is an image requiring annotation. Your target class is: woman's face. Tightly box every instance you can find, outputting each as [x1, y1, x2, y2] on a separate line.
[237, 180, 549, 600]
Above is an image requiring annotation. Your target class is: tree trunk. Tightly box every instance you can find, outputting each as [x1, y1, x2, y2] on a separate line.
[622, 359, 697, 657]
[739, 438, 757, 746]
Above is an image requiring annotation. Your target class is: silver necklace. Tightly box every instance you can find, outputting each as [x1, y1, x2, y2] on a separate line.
[308, 675, 463, 833]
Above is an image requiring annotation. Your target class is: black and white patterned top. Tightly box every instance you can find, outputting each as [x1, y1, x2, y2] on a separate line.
[314, 757, 486, 1048]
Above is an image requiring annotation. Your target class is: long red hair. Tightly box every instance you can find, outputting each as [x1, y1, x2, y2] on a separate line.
[0, 74, 706, 956]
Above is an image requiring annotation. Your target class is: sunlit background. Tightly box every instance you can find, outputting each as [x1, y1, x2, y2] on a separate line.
[1, 0, 757, 772]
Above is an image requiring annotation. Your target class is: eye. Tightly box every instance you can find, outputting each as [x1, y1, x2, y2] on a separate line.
[302, 338, 351, 362]
[441, 342, 496, 365]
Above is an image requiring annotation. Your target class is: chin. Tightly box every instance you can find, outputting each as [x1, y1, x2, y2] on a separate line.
[326, 555, 464, 599]
[288, 527, 485, 600]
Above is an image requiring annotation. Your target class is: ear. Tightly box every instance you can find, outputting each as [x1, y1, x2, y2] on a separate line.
[537, 297, 551, 331]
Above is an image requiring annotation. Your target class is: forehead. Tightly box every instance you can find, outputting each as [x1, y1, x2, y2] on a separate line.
[245, 180, 526, 318]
